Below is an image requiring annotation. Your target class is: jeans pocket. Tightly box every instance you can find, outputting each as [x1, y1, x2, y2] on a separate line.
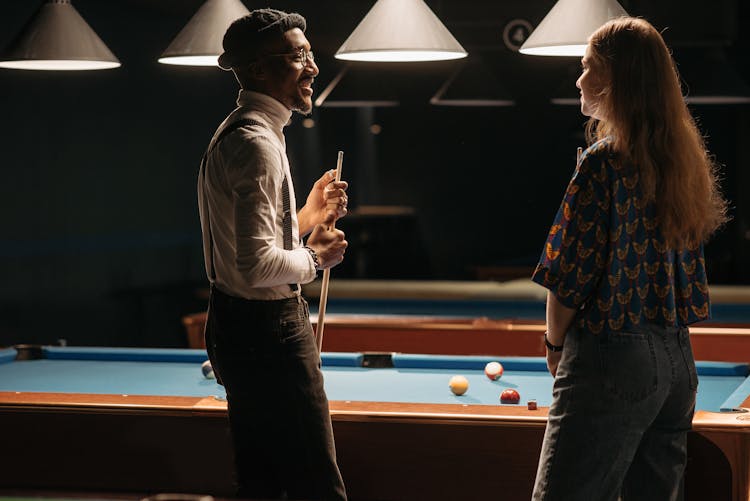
[277, 303, 312, 345]
[678, 328, 699, 390]
[598, 331, 658, 402]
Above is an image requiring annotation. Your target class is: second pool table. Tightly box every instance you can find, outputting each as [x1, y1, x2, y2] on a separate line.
[183, 312, 750, 363]
[1, 346, 750, 500]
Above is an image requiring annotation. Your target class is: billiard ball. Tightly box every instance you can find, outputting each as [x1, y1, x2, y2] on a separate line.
[484, 361, 504, 380]
[449, 375, 469, 396]
[201, 360, 215, 379]
[500, 388, 520, 404]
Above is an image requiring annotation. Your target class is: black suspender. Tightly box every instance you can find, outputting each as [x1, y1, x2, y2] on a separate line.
[200, 118, 298, 292]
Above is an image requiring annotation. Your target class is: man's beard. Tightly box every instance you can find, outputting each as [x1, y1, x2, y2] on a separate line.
[292, 96, 313, 115]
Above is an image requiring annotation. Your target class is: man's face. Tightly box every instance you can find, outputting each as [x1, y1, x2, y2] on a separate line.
[260, 28, 319, 115]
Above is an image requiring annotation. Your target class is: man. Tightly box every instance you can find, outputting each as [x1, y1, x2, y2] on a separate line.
[197, 9, 348, 500]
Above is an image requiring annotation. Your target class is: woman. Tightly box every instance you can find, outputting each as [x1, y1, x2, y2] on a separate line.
[530, 17, 728, 501]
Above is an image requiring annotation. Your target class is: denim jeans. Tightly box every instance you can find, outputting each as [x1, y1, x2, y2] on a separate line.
[205, 286, 347, 500]
[532, 324, 697, 501]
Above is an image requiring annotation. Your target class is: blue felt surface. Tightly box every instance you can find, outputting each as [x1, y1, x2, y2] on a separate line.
[393, 354, 747, 377]
[39, 346, 363, 367]
[718, 375, 750, 410]
[20, 347, 750, 377]
[323, 366, 556, 406]
[695, 360, 749, 377]
[321, 352, 363, 367]
[0, 349, 746, 413]
[0, 348, 16, 365]
[0, 359, 225, 398]
[44, 346, 210, 363]
[323, 367, 745, 412]
[696, 375, 749, 411]
[393, 354, 549, 372]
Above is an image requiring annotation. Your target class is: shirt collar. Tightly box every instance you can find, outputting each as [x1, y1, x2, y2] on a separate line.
[237, 90, 292, 129]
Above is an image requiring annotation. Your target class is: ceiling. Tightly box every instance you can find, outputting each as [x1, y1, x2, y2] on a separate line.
[0, 0, 747, 106]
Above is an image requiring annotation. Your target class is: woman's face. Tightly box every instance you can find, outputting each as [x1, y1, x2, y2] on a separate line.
[576, 44, 607, 120]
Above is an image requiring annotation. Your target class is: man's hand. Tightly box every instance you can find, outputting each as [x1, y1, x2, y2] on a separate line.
[298, 170, 348, 237]
[306, 218, 347, 269]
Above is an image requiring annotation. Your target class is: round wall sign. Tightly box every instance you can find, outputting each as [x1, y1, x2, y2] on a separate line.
[503, 19, 534, 52]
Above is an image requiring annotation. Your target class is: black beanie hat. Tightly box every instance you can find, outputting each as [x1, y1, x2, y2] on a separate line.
[218, 8, 307, 70]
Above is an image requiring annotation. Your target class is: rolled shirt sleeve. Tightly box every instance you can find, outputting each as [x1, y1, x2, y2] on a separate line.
[532, 156, 610, 309]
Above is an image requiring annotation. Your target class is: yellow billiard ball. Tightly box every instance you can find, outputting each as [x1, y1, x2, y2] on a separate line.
[449, 375, 469, 396]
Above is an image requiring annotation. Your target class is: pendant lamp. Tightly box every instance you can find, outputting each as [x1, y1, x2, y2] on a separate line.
[0, 0, 120, 71]
[159, 0, 250, 66]
[335, 0, 467, 62]
[519, 0, 628, 57]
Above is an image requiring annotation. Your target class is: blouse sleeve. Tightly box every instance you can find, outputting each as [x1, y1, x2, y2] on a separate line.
[531, 156, 610, 309]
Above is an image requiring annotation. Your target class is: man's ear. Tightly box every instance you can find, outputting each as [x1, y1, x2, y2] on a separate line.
[249, 62, 266, 80]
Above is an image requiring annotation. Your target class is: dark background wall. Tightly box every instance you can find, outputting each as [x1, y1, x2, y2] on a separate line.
[1, 0, 748, 347]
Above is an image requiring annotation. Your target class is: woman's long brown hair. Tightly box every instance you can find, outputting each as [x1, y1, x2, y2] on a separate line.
[585, 17, 728, 249]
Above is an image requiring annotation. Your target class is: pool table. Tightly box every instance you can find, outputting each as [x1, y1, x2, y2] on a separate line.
[1, 346, 750, 500]
[184, 313, 750, 363]
[183, 279, 750, 354]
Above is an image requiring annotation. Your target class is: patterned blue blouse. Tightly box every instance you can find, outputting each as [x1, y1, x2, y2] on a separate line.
[531, 138, 710, 333]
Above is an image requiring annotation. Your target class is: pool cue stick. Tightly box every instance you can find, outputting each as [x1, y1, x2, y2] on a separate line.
[316, 151, 344, 353]
[577, 146, 583, 164]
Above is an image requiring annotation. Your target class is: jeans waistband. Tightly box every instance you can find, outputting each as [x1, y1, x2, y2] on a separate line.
[210, 285, 303, 309]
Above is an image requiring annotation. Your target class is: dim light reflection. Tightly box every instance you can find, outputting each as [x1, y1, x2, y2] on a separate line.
[335, 50, 467, 62]
[158, 55, 220, 66]
[0, 60, 120, 70]
[519, 44, 587, 57]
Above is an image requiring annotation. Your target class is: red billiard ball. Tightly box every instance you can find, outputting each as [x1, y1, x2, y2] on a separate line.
[500, 388, 520, 404]
[484, 361, 504, 380]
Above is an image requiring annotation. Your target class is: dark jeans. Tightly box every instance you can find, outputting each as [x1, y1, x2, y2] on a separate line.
[532, 324, 698, 501]
[205, 286, 347, 500]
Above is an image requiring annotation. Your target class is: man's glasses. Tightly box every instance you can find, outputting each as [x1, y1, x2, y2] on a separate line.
[264, 48, 315, 66]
